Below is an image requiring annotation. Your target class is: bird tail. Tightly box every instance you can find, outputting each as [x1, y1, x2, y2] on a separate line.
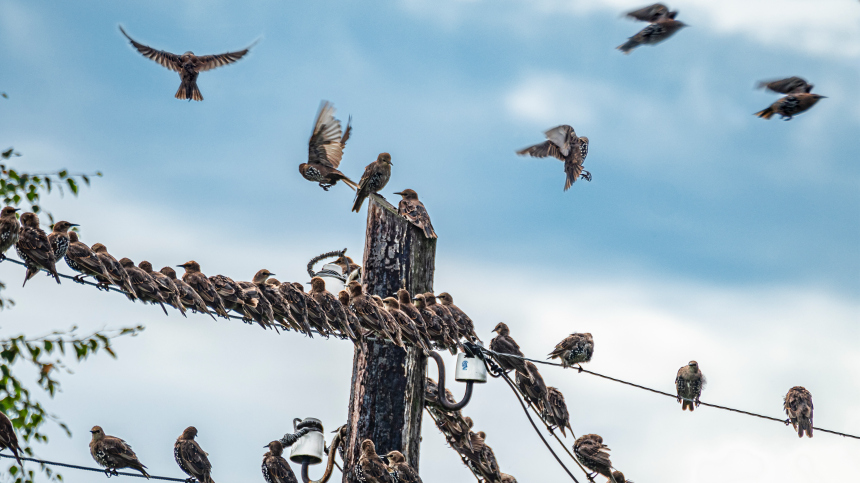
[22, 266, 38, 287]
[755, 106, 775, 119]
[351, 193, 367, 213]
[799, 418, 813, 438]
[342, 176, 358, 191]
[134, 464, 151, 479]
[158, 301, 169, 316]
[617, 39, 639, 54]
[682, 400, 694, 411]
[176, 81, 203, 102]
[9, 445, 23, 468]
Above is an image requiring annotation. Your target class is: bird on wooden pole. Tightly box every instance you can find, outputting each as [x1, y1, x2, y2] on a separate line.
[356, 439, 394, 483]
[175, 426, 215, 483]
[352, 153, 393, 212]
[548, 332, 594, 370]
[301, 101, 358, 191]
[47, 220, 78, 263]
[177, 261, 230, 318]
[64, 232, 108, 283]
[0, 207, 21, 261]
[119, 25, 255, 101]
[675, 361, 705, 411]
[0, 411, 23, 468]
[161, 266, 217, 320]
[517, 125, 590, 190]
[624, 3, 677, 22]
[89, 426, 151, 479]
[93, 243, 137, 299]
[394, 189, 436, 239]
[16, 212, 61, 285]
[262, 441, 298, 483]
[784, 386, 814, 438]
[120, 258, 170, 315]
[617, 16, 686, 54]
[385, 450, 422, 483]
[574, 434, 617, 483]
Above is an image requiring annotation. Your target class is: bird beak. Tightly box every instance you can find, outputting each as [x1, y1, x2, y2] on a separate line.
[820, 96, 828, 99]
[176, 264, 186, 268]
[394, 192, 403, 196]
[269, 273, 276, 276]
[70, 223, 80, 227]
[13, 208, 21, 212]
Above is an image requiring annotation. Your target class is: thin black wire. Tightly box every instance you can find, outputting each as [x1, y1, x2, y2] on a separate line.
[0, 453, 186, 481]
[424, 409, 484, 483]
[480, 347, 860, 441]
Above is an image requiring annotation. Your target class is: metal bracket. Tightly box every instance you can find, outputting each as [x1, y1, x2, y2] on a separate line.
[427, 351, 475, 411]
[306, 248, 348, 282]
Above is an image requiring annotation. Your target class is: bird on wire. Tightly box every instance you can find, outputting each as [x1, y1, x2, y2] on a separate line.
[294, 282, 336, 337]
[397, 289, 430, 340]
[175, 426, 215, 483]
[120, 258, 170, 315]
[262, 441, 298, 483]
[784, 386, 814, 438]
[476, 433, 502, 483]
[311, 276, 358, 340]
[92, 243, 137, 299]
[0, 207, 21, 261]
[356, 439, 394, 483]
[63, 232, 108, 283]
[489, 322, 531, 380]
[424, 292, 461, 343]
[394, 189, 436, 239]
[500, 474, 518, 483]
[754, 77, 826, 120]
[301, 101, 358, 191]
[516, 361, 548, 407]
[16, 212, 61, 286]
[177, 261, 230, 318]
[338, 289, 366, 344]
[612, 471, 633, 483]
[383, 296, 431, 351]
[209, 273, 247, 317]
[617, 7, 686, 54]
[47, 220, 78, 263]
[438, 292, 479, 343]
[89, 426, 151, 479]
[237, 276, 276, 330]
[675, 360, 705, 411]
[348, 281, 399, 345]
[140, 260, 187, 317]
[385, 451, 422, 483]
[0, 410, 23, 468]
[414, 294, 454, 351]
[373, 294, 405, 348]
[548, 332, 594, 370]
[573, 434, 617, 483]
[119, 25, 255, 101]
[277, 279, 315, 337]
[517, 125, 590, 190]
[161, 266, 217, 320]
[542, 386, 574, 438]
[352, 153, 393, 213]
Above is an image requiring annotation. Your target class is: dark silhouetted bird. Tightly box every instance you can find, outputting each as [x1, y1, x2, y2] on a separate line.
[385, 451, 422, 483]
[89, 426, 151, 478]
[356, 439, 394, 483]
[517, 125, 591, 190]
[120, 258, 169, 315]
[161, 266, 216, 320]
[262, 441, 298, 483]
[47, 221, 78, 263]
[119, 26, 254, 101]
[757, 76, 813, 94]
[675, 361, 705, 411]
[574, 434, 616, 483]
[140, 261, 186, 317]
[501, 474, 518, 483]
[352, 153, 392, 212]
[0, 410, 23, 468]
[618, 17, 686, 54]
[394, 189, 436, 239]
[755, 93, 826, 121]
[784, 386, 814, 438]
[625, 3, 677, 22]
[178, 261, 229, 318]
[516, 361, 548, 407]
[16, 212, 61, 285]
[489, 322, 530, 379]
[438, 292, 479, 342]
[64, 232, 107, 283]
[277, 280, 315, 337]
[611, 471, 632, 483]
[543, 386, 573, 438]
[0, 207, 21, 261]
[175, 426, 215, 483]
[310, 276, 357, 340]
[301, 101, 358, 191]
[548, 332, 594, 369]
[93, 244, 137, 298]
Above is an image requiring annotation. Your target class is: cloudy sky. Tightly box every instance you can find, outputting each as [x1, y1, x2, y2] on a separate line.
[1, 0, 858, 482]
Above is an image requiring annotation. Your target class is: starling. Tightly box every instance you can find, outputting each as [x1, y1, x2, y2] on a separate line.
[757, 76, 814, 95]
[617, 18, 687, 54]
[612, 471, 632, 483]
[396, 290, 429, 337]
[784, 386, 814, 438]
[258, 277, 294, 331]
[351, 153, 393, 213]
[0, 207, 21, 261]
[394, 189, 436, 239]
[476, 434, 502, 483]
[373, 294, 405, 348]
[384, 451, 422, 483]
[161, 266, 216, 320]
[453, 429, 485, 463]
[424, 293, 461, 343]
[140, 261, 187, 317]
[236, 277, 275, 330]
[542, 386, 573, 438]
[332, 255, 361, 277]
[47, 220, 78, 263]
[16, 212, 61, 285]
[438, 292, 479, 342]
[675, 361, 705, 411]
[548, 333, 594, 369]
[489, 322, 531, 379]
[262, 441, 298, 483]
[310, 277, 358, 341]
[442, 414, 474, 453]
[119, 26, 254, 101]
[89, 426, 151, 479]
[338, 289, 366, 342]
[93, 244, 137, 298]
[0, 410, 23, 468]
[413, 294, 454, 351]
[356, 439, 394, 483]
[383, 297, 430, 351]
[517, 125, 591, 190]
[301, 101, 358, 191]
[120, 258, 169, 315]
[64, 232, 108, 283]
[293, 282, 335, 337]
[209, 274, 246, 315]
[516, 361, 548, 407]
[177, 261, 230, 318]
[347, 281, 399, 345]
[277, 280, 315, 337]
[755, 93, 826, 121]
[500, 474, 518, 483]
[573, 434, 616, 483]
[424, 376, 440, 406]
[175, 426, 214, 483]
[625, 3, 677, 22]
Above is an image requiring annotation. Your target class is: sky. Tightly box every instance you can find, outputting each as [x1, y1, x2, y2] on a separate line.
[1, 0, 859, 482]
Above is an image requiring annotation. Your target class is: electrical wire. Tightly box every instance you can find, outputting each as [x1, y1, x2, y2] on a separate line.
[424, 409, 484, 483]
[0, 453, 186, 481]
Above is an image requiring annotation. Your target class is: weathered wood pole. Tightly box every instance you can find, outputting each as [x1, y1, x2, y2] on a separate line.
[343, 194, 436, 481]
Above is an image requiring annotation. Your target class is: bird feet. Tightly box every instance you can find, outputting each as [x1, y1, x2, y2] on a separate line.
[580, 171, 592, 182]
[319, 183, 332, 191]
[185, 478, 198, 483]
[784, 418, 792, 426]
[695, 397, 701, 408]
[577, 364, 584, 373]
[104, 468, 119, 478]
[73, 274, 88, 284]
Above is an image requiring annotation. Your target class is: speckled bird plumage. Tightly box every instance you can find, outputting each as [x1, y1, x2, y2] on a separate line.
[395, 189, 436, 239]
[277, 280, 315, 337]
[16, 212, 61, 286]
[675, 361, 705, 411]
[347, 281, 399, 345]
[548, 332, 594, 369]
[140, 261, 186, 317]
[178, 261, 229, 318]
[357, 440, 394, 483]
[262, 441, 298, 483]
[352, 153, 392, 212]
[47, 220, 77, 263]
[385, 451, 422, 483]
[755, 93, 826, 121]
[120, 258, 169, 315]
[89, 426, 151, 478]
[516, 361, 548, 407]
[64, 232, 108, 283]
[573, 434, 616, 483]
[784, 386, 814, 438]
[0, 410, 23, 468]
[0, 207, 21, 261]
[625, 3, 677, 22]
[542, 386, 573, 438]
[301, 101, 358, 191]
[383, 297, 430, 351]
[174, 426, 214, 483]
[517, 125, 591, 190]
[618, 17, 686, 54]
[161, 266, 216, 320]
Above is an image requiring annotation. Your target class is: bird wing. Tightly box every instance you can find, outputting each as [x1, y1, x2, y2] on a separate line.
[70, 245, 105, 274]
[544, 125, 574, 155]
[563, 145, 585, 191]
[180, 440, 212, 475]
[516, 140, 564, 161]
[757, 77, 812, 95]
[119, 26, 182, 72]
[581, 442, 612, 467]
[625, 3, 669, 22]
[102, 437, 139, 461]
[18, 228, 52, 257]
[196, 45, 254, 72]
[308, 101, 345, 168]
[399, 200, 437, 238]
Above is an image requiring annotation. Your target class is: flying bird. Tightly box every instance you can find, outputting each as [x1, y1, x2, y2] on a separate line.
[301, 101, 358, 191]
[618, 17, 686, 54]
[542, 386, 574, 438]
[548, 332, 594, 370]
[675, 360, 705, 411]
[16, 212, 61, 285]
[0, 410, 23, 468]
[757, 76, 813, 94]
[0, 207, 21, 261]
[63, 232, 108, 283]
[47, 221, 78, 263]
[352, 153, 393, 212]
[119, 25, 254, 101]
[385, 451, 422, 483]
[262, 441, 298, 483]
[624, 3, 677, 22]
[489, 322, 531, 379]
[574, 434, 616, 483]
[394, 189, 436, 239]
[755, 93, 826, 121]
[517, 125, 590, 190]
[89, 426, 151, 478]
[175, 426, 215, 483]
[356, 439, 394, 483]
[784, 386, 814, 438]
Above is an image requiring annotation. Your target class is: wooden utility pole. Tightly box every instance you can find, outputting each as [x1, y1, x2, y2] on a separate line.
[342, 195, 436, 482]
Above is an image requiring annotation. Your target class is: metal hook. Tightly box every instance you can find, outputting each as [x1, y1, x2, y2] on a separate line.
[427, 351, 474, 411]
[299, 427, 345, 483]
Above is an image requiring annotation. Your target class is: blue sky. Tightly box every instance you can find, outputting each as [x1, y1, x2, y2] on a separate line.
[2, 1, 859, 482]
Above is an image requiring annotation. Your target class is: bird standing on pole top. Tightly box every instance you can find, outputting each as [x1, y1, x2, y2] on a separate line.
[517, 125, 590, 190]
[352, 153, 392, 212]
[784, 386, 814, 438]
[262, 441, 298, 483]
[0, 207, 21, 261]
[175, 426, 215, 483]
[675, 361, 705, 411]
[394, 189, 436, 239]
[301, 101, 358, 191]
[16, 212, 61, 285]
[89, 426, 151, 479]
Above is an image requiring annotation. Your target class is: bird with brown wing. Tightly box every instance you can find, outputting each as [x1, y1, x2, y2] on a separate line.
[383, 297, 430, 350]
[310, 276, 358, 340]
[47, 221, 78, 263]
[618, 17, 686, 54]
[140, 261, 187, 317]
[16, 212, 61, 285]
[675, 360, 705, 411]
[0, 410, 23, 468]
[347, 281, 400, 345]
[301, 101, 358, 191]
[356, 439, 394, 483]
[516, 361, 548, 407]
[489, 322, 531, 380]
[160, 266, 216, 320]
[175, 426, 215, 483]
[784, 386, 814, 438]
[755, 93, 826, 121]
[119, 26, 254, 101]
[385, 451, 422, 483]
[92, 244, 137, 299]
[120, 258, 169, 315]
[262, 441, 298, 483]
[352, 153, 392, 212]
[277, 280, 315, 337]
[757, 76, 814, 95]
[64, 232, 108, 283]
[548, 332, 594, 370]
[338, 289, 366, 344]
[394, 189, 436, 239]
[574, 434, 616, 483]
[517, 125, 591, 190]
[438, 292, 479, 343]
[543, 386, 574, 438]
[177, 261, 229, 318]
[89, 426, 151, 478]
[0, 207, 21, 261]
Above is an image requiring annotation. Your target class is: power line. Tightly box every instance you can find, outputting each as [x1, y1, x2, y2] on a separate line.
[423, 409, 484, 483]
[0, 453, 186, 481]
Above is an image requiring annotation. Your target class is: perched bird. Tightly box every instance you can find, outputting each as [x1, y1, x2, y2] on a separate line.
[625, 3, 677, 22]
[500, 474, 518, 483]
[47, 221, 78, 263]
[373, 295, 405, 348]
[396, 289, 428, 335]
[301, 101, 358, 191]
[178, 261, 229, 318]
[140, 261, 186, 317]
[332, 255, 361, 277]
[63, 232, 107, 283]
[618, 17, 687, 54]
[675, 361, 705, 411]
[352, 153, 392, 213]
[394, 189, 436, 239]
[517, 125, 591, 190]
[174, 426, 214, 483]
[338, 289, 365, 342]
[413, 294, 452, 350]
[0, 207, 21, 261]
[489, 322, 530, 379]
[257, 276, 294, 331]
[16, 212, 60, 285]
[755, 93, 826, 121]
[612, 471, 632, 483]
[0, 410, 23, 468]
[573, 434, 616, 483]
[293, 282, 335, 337]
[278, 280, 316, 337]
[309, 277, 357, 340]
[383, 297, 430, 351]
[543, 386, 574, 438]
[262, 441, 298, 483]
[516, 361, 548, 407]
[441, 414, 474, 453]
[452, 430, 485, 463]
[93, 244, 137, 298]
[385, 451, 422, 483]
[347, 281, 399, 345]
[356, 439, 394, 483]
[209, 274, 246, 315]
[757, 76, 814, 94]
[424, 293, 461, 343]
[548, 333, 594, 369]
[784, 386, 814, 438]
[438, 292, 479, 342]
[237, 272, 277, 330]
[161, 267, 216, 320]
[120, 258, 169, 315]
[476, 434, 502, 483]
[89, 426, 151, 478]
[119, 26, 254, 101]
